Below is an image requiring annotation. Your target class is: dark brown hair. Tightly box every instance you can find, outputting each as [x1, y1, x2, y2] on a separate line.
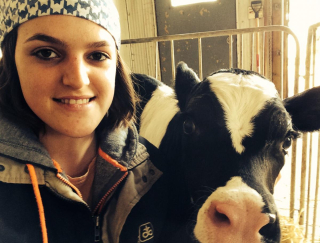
[0, 27, 137, 135]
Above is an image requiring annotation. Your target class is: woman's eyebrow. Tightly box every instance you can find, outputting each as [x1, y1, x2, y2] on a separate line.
[25, 34, 67, 47]
[86, 41, 111, 48]
[24, 34, 111, 49]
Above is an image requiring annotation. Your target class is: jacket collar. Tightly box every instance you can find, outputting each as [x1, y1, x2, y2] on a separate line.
[0, 113, 55, 170]
[98, 124, 138, 168]
[0, 113, 140, 171]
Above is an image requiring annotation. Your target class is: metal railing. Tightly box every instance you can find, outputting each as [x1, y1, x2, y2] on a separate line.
[300, 22, 320, 243]
[122, 25, 300, 96]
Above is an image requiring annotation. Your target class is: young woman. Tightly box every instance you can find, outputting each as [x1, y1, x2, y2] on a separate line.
[0, 1, 169, 242]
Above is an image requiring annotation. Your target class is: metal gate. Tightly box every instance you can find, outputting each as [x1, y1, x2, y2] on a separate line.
[297, 22, 320, 243]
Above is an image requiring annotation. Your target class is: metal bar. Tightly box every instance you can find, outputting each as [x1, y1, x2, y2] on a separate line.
[311, 28, 318, 243]
[229, 35, 233, 68]
[305, 23, 320, 91]
[198, 38, 203, 80]
[305, 134, 313, 237]
[251, 33, 255, 71]
[238, 34, 243, 69]
[282, 31, 289, 99]
[304, 29, 312, 92]
[300, 133, 309, 225]
[306, 33, 318, 240]
[312, 133, 320, 243]
[155, 42, 159, 80]
[255, 30, 259, 73]
[170, 40, 175, 82]
[312, 30, 317, 88]
[122, 25, 299, 45]
[253, 32, 256, 72]
[289, 23, 303, 223]
[299, 23, 320, 234]
[280, 31, 284, 99]
[290, 140, 297, 219]
[267, 31, 273, 80]
[260, 31, 265, 75]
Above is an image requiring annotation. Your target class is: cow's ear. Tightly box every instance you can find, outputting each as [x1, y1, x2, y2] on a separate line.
[284, 86, 320, 132]
[175, 62, 200, 111]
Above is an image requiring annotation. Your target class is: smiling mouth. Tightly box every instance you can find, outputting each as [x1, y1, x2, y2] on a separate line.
[53, 97, 95, 104]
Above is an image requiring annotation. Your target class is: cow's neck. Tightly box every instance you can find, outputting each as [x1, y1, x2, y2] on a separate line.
[139, 84, 179, 148]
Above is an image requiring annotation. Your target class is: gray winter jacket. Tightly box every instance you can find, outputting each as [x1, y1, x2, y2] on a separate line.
[0, 114, 170, 243]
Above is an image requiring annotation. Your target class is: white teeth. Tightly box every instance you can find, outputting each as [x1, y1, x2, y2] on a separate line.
[60, 99, 90, 104]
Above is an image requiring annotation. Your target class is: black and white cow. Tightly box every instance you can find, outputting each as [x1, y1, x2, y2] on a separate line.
[132, 62, 320, 243]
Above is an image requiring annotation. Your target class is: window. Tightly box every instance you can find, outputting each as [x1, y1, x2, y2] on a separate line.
[171, 0, 217, 7]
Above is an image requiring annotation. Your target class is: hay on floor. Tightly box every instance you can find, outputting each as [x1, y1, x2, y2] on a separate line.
[280, 215, 308, 243]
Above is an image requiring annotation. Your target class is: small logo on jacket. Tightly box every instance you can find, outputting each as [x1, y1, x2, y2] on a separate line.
[138, 222, 154, 242]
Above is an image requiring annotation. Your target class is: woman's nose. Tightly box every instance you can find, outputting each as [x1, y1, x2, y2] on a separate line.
[62, 57, 90, 89]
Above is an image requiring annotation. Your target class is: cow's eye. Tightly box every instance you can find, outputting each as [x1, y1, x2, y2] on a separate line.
[282, 137, 292, 150]
[282, 131, 300, 153]
[183, 118, 195, 135]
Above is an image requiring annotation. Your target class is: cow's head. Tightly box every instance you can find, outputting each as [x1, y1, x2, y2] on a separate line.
[159, 62, 320, 243]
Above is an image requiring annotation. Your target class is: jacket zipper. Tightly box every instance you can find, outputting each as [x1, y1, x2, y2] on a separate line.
[54, 172, 101, 242]
[55, 166, 128, 242]
[94, 215, 100, 242]
[92, 170, 128, 242]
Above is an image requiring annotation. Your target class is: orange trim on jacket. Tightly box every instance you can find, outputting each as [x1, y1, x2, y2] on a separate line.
[93, 147, 129, 214]
[98, 147, 127, 172]
[93, 170, 128, 215]
[26, 151, 129, 242]
[26, 159, 84, 243]
[52, 159, 83, 199]
[26, 164, 48, 243]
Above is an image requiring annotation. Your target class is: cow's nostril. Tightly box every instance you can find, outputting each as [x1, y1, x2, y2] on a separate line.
[211, 204, 235, 227]
[213, 210, 230, 225]
[259, 214, 280, 243]
[195, 177, 278, 243]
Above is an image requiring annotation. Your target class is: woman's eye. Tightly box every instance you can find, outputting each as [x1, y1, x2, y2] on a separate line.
[34, 49, 58, 59]
[89, 52, 108, 61]
[282, 136, 292, 150]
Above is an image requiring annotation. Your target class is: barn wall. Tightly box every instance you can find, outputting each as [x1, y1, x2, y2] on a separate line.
[155, 0, 237, 86]
[114, 0, 159, 77]
[115, 0, 282, 88]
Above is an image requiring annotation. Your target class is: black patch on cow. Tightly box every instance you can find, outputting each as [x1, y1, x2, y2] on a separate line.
[242, 98, 290, 154]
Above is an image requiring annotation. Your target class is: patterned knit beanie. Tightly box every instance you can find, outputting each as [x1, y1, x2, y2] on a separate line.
[0, 0, 121, 49]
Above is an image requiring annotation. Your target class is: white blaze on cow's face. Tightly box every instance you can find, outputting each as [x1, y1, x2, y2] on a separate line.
[208, 73, 278, 154]
[140, 84, 179, 148]
[194, 176, 270, 243]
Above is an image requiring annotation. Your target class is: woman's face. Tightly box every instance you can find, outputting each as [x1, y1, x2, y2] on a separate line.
[15, 15, 117, 138]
